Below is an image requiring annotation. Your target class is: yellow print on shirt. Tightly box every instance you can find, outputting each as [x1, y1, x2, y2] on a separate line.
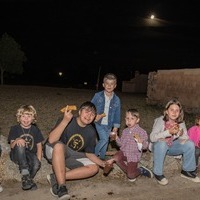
[67, 134, 84, 151]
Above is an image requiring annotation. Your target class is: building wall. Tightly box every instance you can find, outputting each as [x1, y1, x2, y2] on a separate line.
[122, 74, 148, 93]
[146, 68, 200, 113]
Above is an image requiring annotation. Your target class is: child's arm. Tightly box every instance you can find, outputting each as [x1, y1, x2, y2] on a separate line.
[85, 153, 106, 167]
[10, 138, 26, 149]
[36, 142, 43, 161]
[48, 109, 73, 144]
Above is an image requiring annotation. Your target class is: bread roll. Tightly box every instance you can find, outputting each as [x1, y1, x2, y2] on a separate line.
[60, 105, 77, 112]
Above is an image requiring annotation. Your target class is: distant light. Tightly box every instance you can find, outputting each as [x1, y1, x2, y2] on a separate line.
[84, 82, 87, 85]
[150, 15, 155, 19]
[58, 72, 63, 76]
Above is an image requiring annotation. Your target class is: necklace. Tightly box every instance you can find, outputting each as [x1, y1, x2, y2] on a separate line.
[21, 126, 32, 135]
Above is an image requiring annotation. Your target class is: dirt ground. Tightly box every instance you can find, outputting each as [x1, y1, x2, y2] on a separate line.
[1, 171, 200, 200]
[0, 85, 198, 200]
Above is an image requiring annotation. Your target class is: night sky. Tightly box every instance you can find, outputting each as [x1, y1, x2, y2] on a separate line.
[1, 0, 200, 88]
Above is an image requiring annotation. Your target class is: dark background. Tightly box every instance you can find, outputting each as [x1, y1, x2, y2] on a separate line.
[1, 0, 200, 89]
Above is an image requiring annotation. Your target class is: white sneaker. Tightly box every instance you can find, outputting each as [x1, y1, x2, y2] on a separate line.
[181, 174, 200, 183]
[0, 185, 3, 192]
[128, 178, 136, 182]
[181, 170, 200, 183]
[154, 174, 169, 185]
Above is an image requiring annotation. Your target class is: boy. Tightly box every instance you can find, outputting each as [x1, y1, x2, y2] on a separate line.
[44, 101, 106, 200]
[8, 105, 44, 190]
[91, 73, 121, 160]
[105, 109, 153, 181]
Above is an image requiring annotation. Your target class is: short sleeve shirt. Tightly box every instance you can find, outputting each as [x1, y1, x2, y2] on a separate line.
[8, 124, 44, 153]
[59, 117, 97, 153]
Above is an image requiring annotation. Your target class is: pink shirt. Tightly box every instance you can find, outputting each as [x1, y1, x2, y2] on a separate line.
[188, 125, 200, 147]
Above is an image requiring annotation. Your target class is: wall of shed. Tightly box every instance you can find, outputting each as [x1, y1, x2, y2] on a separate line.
[146, 68, 200, 113]
[122, 73, 148, 93]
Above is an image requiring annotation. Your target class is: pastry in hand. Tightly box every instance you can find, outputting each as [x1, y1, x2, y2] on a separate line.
[101, 113, 106, 117]
[60, 105, 77, 112]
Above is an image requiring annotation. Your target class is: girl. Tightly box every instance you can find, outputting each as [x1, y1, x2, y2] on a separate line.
[188, 116, 200, 169]
[150, 99, 200, 185]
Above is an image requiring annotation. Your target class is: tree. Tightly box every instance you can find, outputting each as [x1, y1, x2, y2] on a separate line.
[0, 33, 26, 85]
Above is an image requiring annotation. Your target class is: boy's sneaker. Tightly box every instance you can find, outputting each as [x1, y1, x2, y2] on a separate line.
[21, 174, 32, 190]
[181, 170, 200, 182]
[154, 174, 168, 185]
[47, 173, 58, 197]
[30, 180, 37, 190]
[139, 166, 154, 178]
[57, 185, 70, 200]
[128, 178, 136, 182]
[47, 174, 70, 199]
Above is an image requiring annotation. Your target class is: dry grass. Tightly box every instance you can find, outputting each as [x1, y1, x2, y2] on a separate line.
[0, 85, 198, 200]
[0, 85, 195, 138]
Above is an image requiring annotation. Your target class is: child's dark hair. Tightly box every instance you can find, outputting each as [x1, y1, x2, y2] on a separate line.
[79, 101, 97, 115]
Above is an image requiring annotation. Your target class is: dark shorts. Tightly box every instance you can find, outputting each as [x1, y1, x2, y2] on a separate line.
[44, 141, 95, 169]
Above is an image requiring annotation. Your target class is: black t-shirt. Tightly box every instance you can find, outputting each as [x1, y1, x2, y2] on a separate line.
[8, 124, 44, 153]
[59, 117, 97, 153]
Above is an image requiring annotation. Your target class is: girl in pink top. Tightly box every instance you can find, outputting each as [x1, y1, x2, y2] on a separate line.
[188, 116, 200, 169]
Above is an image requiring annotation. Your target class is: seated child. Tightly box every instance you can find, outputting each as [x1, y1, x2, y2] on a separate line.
[188, 116, 200, 170]
[8, 105, 44, 190]
[105, 109, 153, 182]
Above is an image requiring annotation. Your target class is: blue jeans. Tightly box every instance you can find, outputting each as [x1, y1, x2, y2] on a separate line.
[153, 139, 196, 175]
[95, 124, 111, 159]
[10, 145, 41, 178]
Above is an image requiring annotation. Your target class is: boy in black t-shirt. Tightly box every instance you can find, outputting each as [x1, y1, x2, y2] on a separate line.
[8, 105, 44, 190]
[44, 101, 107, 200]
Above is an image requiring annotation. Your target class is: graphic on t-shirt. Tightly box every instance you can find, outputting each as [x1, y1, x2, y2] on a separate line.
[67, 134, 84, 151]
[20, 134, 34, 150]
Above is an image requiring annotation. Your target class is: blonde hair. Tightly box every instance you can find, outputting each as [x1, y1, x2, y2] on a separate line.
[16, 105, 37, 124]
[163, 99, 184, 123]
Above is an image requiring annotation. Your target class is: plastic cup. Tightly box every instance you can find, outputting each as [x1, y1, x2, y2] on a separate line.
[109, 131, 116, 140]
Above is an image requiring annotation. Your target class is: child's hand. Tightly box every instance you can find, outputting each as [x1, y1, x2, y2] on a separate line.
[177, 128, 183, 136]
[134, 133, 143, 143]
[63, 107, 73, 122]
[105, 158, 115, 166]
[169, 124, 180, 135]
[109, 131, 118, 141]
[15, 138, 26, 147]
[95, 113, 106, 122]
